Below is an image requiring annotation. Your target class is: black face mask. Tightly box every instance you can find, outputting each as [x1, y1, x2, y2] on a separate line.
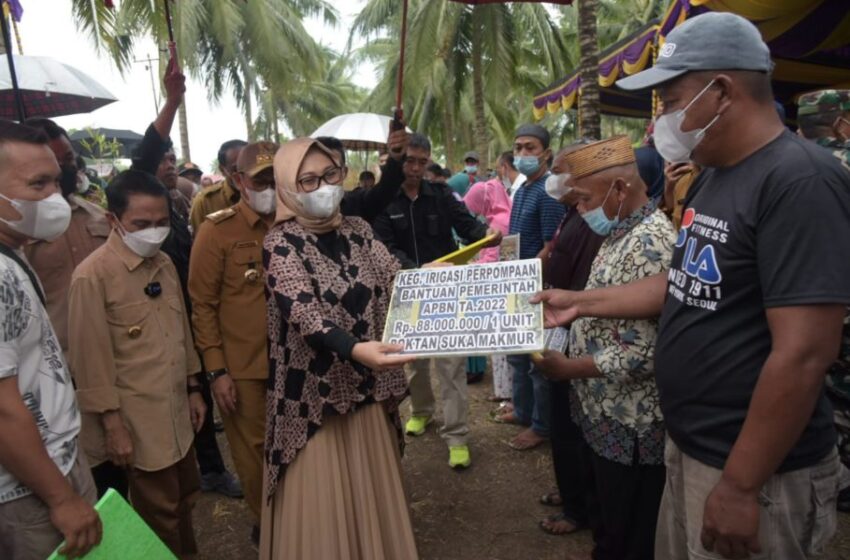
[59, 165, 78, 198]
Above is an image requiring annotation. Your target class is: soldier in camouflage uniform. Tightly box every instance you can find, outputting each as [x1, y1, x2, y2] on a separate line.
[799, 89, 850, 509]
[797, 88, 850, 172]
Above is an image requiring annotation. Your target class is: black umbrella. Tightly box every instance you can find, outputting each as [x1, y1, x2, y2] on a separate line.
[70, 128, 144, 159]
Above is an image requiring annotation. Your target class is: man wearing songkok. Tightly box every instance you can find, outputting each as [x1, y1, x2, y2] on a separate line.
[534, 136, 675, 560]
[536, 12, 850, 559]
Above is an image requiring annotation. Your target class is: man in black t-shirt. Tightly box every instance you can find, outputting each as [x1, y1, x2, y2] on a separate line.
[533, 12, 850, 559]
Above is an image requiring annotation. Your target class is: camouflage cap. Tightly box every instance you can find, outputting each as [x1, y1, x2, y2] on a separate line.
[797, 89, 850, 117]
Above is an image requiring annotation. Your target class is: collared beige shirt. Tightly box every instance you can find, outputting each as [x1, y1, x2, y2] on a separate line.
[189, 179, 239, 234]
[68, 231, 202, 472]
[189, 200, 269, 379]
[24, 195, 110, 353]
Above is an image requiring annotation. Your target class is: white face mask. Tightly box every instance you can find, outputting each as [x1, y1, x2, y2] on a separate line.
[545, 173, 573, 201]
[121, 226, 170, 258]
[654, 79, 721, 164]
[295, 184, 344, 219]
[0, 192, 72, 242]
[246, 187, 276, 216]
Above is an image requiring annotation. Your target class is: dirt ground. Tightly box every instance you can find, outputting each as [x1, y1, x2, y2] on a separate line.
[195, 376, 850, 559]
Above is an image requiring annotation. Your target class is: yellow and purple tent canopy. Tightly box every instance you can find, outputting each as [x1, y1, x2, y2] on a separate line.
[533, 0, 850, 121]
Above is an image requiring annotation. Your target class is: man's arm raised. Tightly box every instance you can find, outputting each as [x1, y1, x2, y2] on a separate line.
[530, 271, 668, 327]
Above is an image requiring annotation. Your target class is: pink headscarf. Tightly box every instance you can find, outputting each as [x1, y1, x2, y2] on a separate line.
[463, 179, 512, 263]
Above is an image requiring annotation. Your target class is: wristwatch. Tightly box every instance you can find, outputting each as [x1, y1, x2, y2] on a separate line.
[206, 368, 229, 383]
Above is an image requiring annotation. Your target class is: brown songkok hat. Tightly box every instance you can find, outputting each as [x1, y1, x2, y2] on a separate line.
[237, 141, 278, 177]
[562, 136, 636, 179]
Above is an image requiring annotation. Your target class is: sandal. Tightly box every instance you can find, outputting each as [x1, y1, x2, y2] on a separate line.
[539, 512, 583, 536]
[489, 402, 519, 424]
[539, 491, 563, 507]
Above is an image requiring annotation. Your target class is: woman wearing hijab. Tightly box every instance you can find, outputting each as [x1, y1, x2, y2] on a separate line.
[463, 179, 512, 263]
[260, 138, 418, 560]
[463, 180, 513, 399]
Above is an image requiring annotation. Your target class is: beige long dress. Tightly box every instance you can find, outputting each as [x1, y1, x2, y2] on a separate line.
[259, 403, 419, 560]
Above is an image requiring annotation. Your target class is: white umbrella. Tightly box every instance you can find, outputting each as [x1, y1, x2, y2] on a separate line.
[0, 55, 118, 120]
[310, 112, 411, 151]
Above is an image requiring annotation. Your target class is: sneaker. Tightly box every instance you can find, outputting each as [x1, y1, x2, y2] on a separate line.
[200, 471, 244, 498]
[449, 445, 471, 469]
[405, 415, 431, 436]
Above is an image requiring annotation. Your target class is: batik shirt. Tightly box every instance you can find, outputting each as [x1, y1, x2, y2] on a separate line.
[263, 217, 408, 498]
[569, 203, 675, 466]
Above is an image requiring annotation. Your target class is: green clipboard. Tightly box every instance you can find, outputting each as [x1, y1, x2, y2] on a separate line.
[434, 234, 497, 265]
[48, 488, 177, 560]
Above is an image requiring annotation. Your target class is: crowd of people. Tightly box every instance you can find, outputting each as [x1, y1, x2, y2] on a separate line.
[1, 11, 850, 560]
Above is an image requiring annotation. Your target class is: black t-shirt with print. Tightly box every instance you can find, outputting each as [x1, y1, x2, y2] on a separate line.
[656, 131, 850, 472]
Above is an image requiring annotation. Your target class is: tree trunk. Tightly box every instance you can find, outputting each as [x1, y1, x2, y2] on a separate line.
[471, 8, 490, 171]
[244, 81, 255, 141]
[272, 99, 280, 143]
[178, 100, 191, 161]
[443, 97, 456, 169]
[577, 0, 601, 141]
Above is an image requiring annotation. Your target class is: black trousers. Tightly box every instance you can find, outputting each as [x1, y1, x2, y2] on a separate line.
[194, 374, 226, 475]
[91, 460, 128, 499]
[550, 380, 589, 526]
[582, 441, 666, 560]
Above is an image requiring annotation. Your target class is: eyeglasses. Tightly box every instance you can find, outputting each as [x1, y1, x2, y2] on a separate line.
[297, 166, 344, 192]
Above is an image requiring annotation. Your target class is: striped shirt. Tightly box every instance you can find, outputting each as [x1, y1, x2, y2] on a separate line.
[509, 173, 566, 259]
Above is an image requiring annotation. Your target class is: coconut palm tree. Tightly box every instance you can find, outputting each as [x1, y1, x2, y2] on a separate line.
[577, 0, 601, 140]
[71, 0, 343, 154]
[351, 0, 568, 169]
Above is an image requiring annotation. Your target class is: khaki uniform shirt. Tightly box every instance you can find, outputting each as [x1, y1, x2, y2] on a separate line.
[68, 232, 202, 472]
[189, 180, 239, 234]
[24, 195, 110, 353]
[189, 201, 269, 379]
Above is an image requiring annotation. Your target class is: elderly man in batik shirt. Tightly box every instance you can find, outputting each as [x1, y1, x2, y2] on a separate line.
[533, 136, 675, 560]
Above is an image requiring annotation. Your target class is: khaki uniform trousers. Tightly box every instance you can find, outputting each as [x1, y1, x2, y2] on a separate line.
[221, 378, 266, 521]
[128, 448, 200, 559]
[407, 356, 469, 447]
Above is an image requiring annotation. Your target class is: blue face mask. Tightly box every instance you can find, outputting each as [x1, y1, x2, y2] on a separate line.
[464, 165, 478, 174]
[514, 155, 541, 176]
[580, 182, 623, 237]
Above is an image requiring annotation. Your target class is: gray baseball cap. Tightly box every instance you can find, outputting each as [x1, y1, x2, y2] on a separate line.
[617, 12, 772, 91]
[463, 151, 480, 162]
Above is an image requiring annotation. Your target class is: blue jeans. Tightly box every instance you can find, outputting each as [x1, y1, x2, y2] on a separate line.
[506, 354, 551, 437]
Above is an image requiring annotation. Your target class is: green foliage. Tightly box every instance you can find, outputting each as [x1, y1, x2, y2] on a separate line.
[72, 0, 667, 158]
[351, 0, 574, 167]
[71, 0, 359, 142]
[530, 0, 667, 146]
[74, 127, 124, 162]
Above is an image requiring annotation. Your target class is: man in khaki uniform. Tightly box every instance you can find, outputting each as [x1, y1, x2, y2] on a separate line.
[21, 118, 110, 355]
[188, 142, 277, 528]
[69, 170, 206, 558]
[188, 139, 246, 233]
